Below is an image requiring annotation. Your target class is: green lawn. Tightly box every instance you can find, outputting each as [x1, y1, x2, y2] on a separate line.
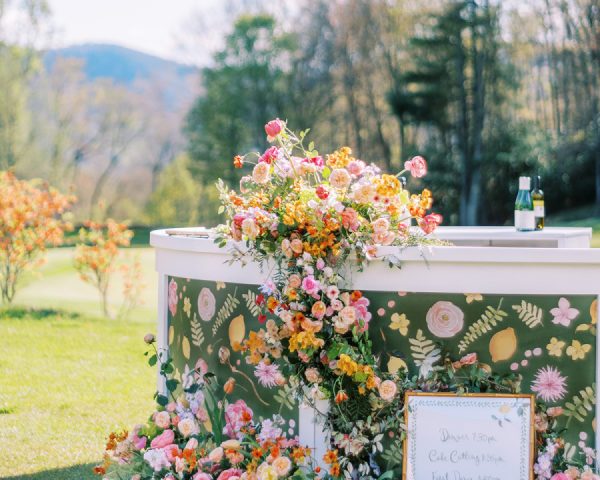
[0, 248, 157, 479]
[548, 205, 600, 247]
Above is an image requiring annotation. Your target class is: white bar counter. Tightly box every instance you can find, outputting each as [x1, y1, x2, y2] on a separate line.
[433, 226, 592, 248]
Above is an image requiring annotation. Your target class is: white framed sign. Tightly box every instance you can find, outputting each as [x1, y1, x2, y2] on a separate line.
[403, 392, 535, 480]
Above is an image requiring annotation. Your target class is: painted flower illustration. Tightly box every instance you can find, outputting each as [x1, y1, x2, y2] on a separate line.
[389, 313, 410, 336]
[465, 293, 483, 304]
[550, 297, 579, 327]
[426, 301, 464, 338]
[531, 366, 568, 402]
[546, 337, 566, 357]
[168, 279, 178, 316]
[566, 339, 591, 360]
[197, 287, 216, 322]
[183, 297, 192, 318]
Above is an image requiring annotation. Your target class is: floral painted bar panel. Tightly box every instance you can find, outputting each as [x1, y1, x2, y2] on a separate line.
[167, 276, 597, 453]
[167, 276, 300, 434]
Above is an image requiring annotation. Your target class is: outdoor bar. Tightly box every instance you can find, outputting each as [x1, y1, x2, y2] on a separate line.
[151, 227, 600, 472]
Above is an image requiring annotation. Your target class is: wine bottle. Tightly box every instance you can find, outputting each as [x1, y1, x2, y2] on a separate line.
[532, 175, 545, 230]
[515, 176, 535, 231]
[399, 176, 412, 228]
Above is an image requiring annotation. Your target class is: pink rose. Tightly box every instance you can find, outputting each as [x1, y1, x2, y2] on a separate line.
[404, 155, 427, 178]
[223, 400, 253, 439]
[193, 474, 213, 480]
[164, 444, 181, 462]
[418, 213, 443, 234]
[550, 474, 571, 480]
[459, 353, 478, 366]
[217, 469, 243, 480]
[301, 275, 321, 296]
[259, 146, 279, 164]
[154, 410, 171, 429]
[132, 432, 147, 450]
[426, 301, 464, 338]
[347, 159, 365, 176]
[304, 155, 324, 167]
[168, 279, 178, 316]
[265, 118, 284, 140]
[150, 429, 175, 449]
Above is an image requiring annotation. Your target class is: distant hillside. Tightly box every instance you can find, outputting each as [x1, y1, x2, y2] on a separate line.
[43, 44, 198, 109]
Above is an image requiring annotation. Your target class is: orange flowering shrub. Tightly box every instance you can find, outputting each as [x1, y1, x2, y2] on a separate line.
[74, 219, 142, 318]
[0, 171, 75, 304]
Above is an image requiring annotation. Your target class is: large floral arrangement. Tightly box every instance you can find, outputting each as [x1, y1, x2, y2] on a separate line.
[98, 119, 597, 480]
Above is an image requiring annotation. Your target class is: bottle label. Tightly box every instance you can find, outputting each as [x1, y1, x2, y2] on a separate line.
[533, 200, 545, 217]
[515, 210, 535, 230]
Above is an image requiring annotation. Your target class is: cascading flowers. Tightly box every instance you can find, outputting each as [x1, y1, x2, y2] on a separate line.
[215, 119, 444, 478]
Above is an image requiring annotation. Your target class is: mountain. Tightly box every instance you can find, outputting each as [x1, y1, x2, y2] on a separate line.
[43, 43, 199, 109]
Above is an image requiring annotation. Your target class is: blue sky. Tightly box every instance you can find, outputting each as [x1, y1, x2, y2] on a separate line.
[48, 0, 221, 63]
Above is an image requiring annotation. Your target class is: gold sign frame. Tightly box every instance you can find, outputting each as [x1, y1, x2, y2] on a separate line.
[402, 392, 536, 480]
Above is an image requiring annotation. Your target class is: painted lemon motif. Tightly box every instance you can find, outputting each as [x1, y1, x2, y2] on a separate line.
[168, 325, 174, 345]
[229, 314, 246, 348]
[387, 356, 408, 374]
[182, 336, 191, 360]
[204, 416, 212, 432]
[591, 299, 597, 325]
[489, 327, 517, 362]
[593, 417, 596, 432]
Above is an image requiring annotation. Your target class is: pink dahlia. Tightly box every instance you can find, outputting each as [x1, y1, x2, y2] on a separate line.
[254, 361, 282, 388]
[531, 366, 567, 402]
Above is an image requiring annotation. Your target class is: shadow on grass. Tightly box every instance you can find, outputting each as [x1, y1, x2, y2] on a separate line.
[0, 306, 82, 321]
[1, 463, 97, 480]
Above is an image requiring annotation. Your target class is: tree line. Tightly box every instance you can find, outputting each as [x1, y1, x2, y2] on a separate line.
[1, 0, 598, 227]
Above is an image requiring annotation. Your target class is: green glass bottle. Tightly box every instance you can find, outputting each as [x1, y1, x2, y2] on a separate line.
[515, 176, 535, 231]
[532, 175, 545, 230]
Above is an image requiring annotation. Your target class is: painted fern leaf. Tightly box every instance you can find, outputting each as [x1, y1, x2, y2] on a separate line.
[242, 290, 262, 317]
[512, 300, 543, 328]
[458, 299, 507, 353]
[409, 329, 436, 365]
[564, 384, 596, 424]
[212, 294, 240, 336]
[190, 314, 205, 347]
[274, 383, 296, 411]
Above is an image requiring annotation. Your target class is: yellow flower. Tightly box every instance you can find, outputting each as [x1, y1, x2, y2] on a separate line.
[566, 339, 591, 360]
[337, 354, 359, 376]
[389, 313, 410, 336]
[498, 404, 512, 414]
[288, 331, 324, 352]
[546, 337, 566, 357]
[465, 293, 483, 304]
[183, 297, 191, 318]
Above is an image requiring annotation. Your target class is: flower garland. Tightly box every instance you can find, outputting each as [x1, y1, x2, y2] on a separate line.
[215, 120, 444, 478]
[97, 120, 598, 480]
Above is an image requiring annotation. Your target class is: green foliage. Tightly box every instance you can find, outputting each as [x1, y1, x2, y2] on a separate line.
[145, 154, 200, 227]
[457, 299, 507, 352]
[185, 14, 297, 187]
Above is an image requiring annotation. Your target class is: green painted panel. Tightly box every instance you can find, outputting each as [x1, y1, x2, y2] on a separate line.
[167, 277, 299, 434]
[167, 276, 597, 451]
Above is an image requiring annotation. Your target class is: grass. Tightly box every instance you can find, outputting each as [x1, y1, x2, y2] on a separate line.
[0, 248, 157, 479]
[548, 204, 600, 247]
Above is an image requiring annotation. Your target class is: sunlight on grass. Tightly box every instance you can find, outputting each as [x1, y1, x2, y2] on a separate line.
[0, 308, 155, 478]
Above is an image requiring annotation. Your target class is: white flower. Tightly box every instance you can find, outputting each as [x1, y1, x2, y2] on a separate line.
[257, 418, 283, 443]
[143, 449, 170, 472]
[326, 285, 340, 300]
[178, 417, 199, 438]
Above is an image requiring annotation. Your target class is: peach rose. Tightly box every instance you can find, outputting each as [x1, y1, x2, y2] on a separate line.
[426, 301, 464, 338]
[154, 411, 171, 429]
[311, 301, 327, 319]
[272, 456, 292, 476]
[329, 168, 352, 189]
[252, 162, 271, 184]
[378, 380, 397, 401]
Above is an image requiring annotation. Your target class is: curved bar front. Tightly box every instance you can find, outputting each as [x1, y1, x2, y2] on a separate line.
[151, 229, 600, 466]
